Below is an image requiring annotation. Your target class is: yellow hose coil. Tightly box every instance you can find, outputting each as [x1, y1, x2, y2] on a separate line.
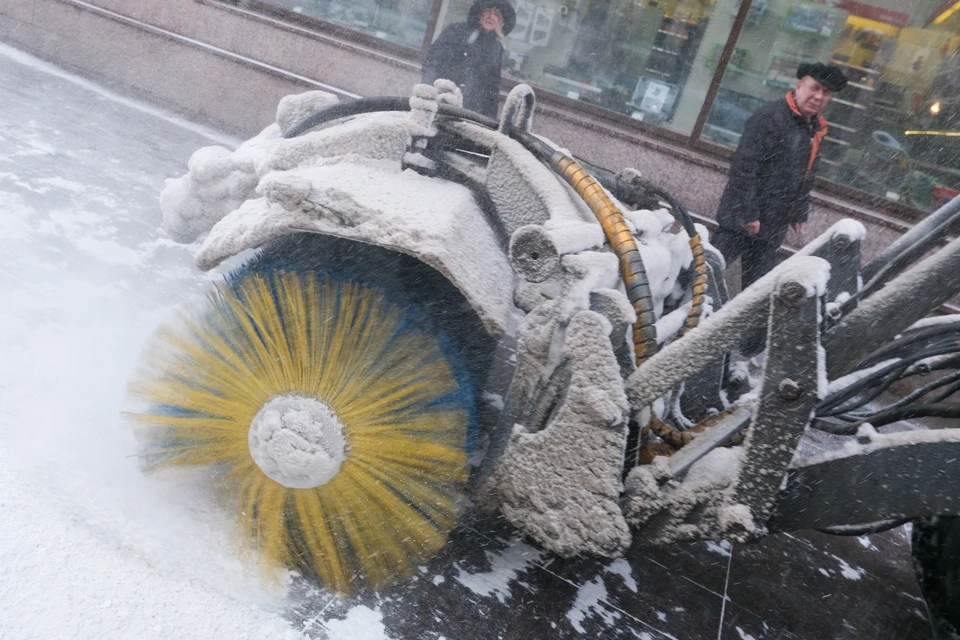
[554, 154, 658, 364]
[681, 234, 709, 335]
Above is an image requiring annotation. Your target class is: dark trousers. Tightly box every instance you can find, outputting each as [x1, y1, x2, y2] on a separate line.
[712, 227, 781, 291]
[712, 227, 782, 356]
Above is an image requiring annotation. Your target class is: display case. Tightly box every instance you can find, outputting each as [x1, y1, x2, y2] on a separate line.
[781, 2, 839, 37]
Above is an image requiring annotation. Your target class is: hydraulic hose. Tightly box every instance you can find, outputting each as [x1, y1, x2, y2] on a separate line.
[818, 345, 960, 415]
[816, 403, 960, 434]
[283, 97, 417, 138]
[928, 377, 960, 404]
[551, 154, 658, 362]
[681, 228, 708, 336]
[817, 519, 909, 537]
[603, 172, 709, 336]
[282, 95, 707, 362]
[512, 140, 705, 355]
[856, 322, 960, 369]
[880, 370, 960, 411]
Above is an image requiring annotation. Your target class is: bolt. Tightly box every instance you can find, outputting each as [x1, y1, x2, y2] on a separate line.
[778, 378, 803, 401]
[779, 281, 808, 307]
[832, 234, 851, 249]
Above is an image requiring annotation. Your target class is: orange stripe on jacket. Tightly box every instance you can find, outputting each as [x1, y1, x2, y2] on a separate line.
[785, 91, 828, 181]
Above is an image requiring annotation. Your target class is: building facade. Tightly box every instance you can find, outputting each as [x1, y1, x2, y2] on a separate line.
[4, 0, 960, 260]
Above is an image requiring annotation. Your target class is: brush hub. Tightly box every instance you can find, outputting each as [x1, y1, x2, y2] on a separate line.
[248, 394, 348, 489]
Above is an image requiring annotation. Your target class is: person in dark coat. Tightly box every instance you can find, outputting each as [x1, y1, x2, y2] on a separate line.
[713, 62, 848, 290]
[421, 0, 517, 119]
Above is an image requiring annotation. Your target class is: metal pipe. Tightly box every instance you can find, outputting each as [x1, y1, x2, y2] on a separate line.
[825, 235, 960, 379]
[860, 194, 960, 284]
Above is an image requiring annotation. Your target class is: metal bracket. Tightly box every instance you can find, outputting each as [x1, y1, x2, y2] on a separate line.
[623, 259, 829, 544]
[772, 429, 960, 531]
[810, 230, 860, 304]
[731, 274, 823, 535]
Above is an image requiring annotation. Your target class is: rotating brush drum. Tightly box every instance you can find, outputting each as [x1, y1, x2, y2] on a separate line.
[128, 233, 493, 593]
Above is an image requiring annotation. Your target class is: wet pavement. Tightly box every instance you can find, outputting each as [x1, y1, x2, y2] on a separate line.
[290, 511, 934, 639]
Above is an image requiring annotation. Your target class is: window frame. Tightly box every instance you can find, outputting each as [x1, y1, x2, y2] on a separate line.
[217, 0, 938, 222]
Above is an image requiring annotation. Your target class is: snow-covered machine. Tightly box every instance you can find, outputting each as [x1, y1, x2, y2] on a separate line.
[130, 82, 960, 636]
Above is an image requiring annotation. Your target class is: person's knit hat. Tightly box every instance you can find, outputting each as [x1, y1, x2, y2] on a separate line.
[468, 0, 517, 35]
[796, 62, 848, 92]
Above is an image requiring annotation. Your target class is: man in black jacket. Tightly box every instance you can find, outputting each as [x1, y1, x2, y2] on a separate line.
[421, 0, 516, 119]
[713, 62, 848, 290]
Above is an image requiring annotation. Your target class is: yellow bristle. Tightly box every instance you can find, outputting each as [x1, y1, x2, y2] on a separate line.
[128, 270, 470, 593]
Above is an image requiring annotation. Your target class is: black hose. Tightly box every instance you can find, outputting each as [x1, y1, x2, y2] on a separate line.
[832, 344, 960, 415]
[819, 347, 938, 413]
[856, 403, 960, 429]
[409, 148, 510, 248]
[282, 96, 702, 239]
[817, 518, 910, 537]
[283, 97, 416, 138]
[885, 370, 960, 410]
[810, 418, 862, 435]
[281, 95, 711, 360]
[814, 402, 960, 434]
[856, 322, 960, 369]
[818, 346, 960, 415]
[823, 368, 909, 417]
[822, 358, 960, 418]
[928, 377, 960, 404]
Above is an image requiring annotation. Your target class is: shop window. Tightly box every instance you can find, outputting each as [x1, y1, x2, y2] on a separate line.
[701, 0, 960, 213]
[249, 0, 432, 48]
[433, 0, 731, 134]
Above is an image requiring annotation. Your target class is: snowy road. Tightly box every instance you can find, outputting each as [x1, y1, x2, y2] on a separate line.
[0, 45, 318, 640]
[0, 44, 936, 640]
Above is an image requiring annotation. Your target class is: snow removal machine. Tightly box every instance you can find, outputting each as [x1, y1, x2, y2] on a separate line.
[129, 83, 960, 636]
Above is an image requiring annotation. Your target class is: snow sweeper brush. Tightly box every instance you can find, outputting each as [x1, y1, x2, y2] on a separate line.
[128, 81, 960, 636]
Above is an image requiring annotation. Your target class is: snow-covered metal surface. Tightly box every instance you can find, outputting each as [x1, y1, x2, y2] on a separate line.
[625, 260, 827, 545]
[824, 233, 960, 378]
[197, 156, 514, 335]
[443, 119, 596, 231]
[774, 427, 960, 531]
[161, 88, 516, 335]
[627, 255, 831, 409]
[248, 394, 348, 489]
[486, 310, 632, 557]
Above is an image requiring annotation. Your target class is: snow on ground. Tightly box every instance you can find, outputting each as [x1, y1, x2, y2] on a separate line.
[453, 539, 544, 604]
[0, 44, 328, 640]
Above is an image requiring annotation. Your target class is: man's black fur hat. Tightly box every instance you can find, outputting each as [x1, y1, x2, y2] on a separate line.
[796, 62, 848, 92]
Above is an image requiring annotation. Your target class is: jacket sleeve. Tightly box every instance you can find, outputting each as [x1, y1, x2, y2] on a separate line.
[725, 109, 776, 225]
[791, 155, 819, 223]
[421, 26, 461, 84]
